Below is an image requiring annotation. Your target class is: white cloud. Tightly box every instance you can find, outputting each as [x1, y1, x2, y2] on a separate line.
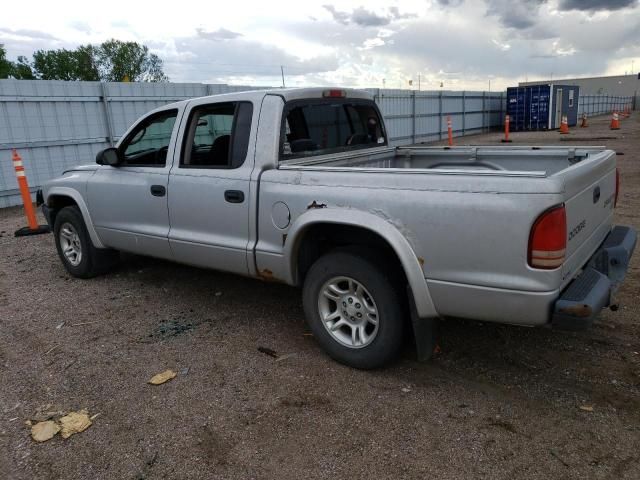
[492, 39, 511, 51]
[361, 38, 386, 49]
[0, 0, 638, 90]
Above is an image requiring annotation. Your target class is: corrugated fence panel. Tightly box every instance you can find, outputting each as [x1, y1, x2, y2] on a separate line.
[365, 89, 506, 145]
[1, 80, 507, 207]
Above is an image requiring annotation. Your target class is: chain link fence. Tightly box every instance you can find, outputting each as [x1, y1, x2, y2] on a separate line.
[578, 94, 634, 117]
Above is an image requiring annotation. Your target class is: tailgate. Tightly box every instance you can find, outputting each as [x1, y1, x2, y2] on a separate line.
[559, 150, 616, 286]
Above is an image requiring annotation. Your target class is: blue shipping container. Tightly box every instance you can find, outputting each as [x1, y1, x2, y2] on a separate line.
[507, 84, 580, 131]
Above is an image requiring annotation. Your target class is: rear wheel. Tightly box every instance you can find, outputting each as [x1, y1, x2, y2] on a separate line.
[54, 206, 118, 278]
[302, 250, 405, 369]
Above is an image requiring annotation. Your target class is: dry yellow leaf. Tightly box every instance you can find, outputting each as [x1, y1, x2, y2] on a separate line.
[149, 369, 177, 385]
[31, 420, 60, 442]
[59, 410, 92, 439]
[579, 405, 594, 412]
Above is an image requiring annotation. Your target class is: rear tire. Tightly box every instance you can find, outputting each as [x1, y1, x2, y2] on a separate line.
[302, 250, 405, 369]
[53, 206, 118, 278]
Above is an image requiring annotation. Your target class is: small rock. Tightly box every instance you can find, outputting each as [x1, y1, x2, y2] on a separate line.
[275, 353, 297, 362]
[31, 421, 60, 442]
[579, 405, 594, 412]
[401, 387, 411, 393]
[59, 410, 92, 439]
[149, 369, 177, 385]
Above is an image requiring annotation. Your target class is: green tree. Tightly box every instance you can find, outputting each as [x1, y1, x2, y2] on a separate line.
[95, 39, 168, 82]
[12, 56, 36, 79]
[33, 47, 99, 81]
[0, 44, 13, 78]
[0, 46, 35, 79]
[29, 40, 167, 82]
[75, 45, 100, 81]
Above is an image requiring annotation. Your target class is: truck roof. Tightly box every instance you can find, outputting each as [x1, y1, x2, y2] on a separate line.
[166, 87, 374, 108]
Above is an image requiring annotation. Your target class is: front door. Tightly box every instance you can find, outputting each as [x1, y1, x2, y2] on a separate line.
[555, 88, 563, 129]
[87, 108, 181, 258]
[167, 99, 255, 276]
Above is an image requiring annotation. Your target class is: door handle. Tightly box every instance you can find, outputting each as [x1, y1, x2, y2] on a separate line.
[150, 185, 166, 197]
[224, 190, 245, 203]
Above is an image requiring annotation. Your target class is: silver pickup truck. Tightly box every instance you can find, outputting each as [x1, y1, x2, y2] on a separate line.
[39, 87, 636, 368]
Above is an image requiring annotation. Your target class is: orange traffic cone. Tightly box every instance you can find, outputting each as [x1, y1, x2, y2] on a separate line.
[12, 149, 50, 237]
[580, 113, 588, 128]
[501, 114, 512, 143]
[559, 115, 569, 134]
[610, 112, 620, 130]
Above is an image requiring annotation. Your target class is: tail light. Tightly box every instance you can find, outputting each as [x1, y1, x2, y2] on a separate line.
[528, 205, 567, 269]
[614, 168, 620, 208]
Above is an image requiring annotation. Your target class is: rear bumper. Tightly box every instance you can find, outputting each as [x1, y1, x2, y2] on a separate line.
[552, 225, 637, 330]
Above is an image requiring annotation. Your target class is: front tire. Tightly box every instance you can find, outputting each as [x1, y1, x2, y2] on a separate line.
[53, 206, 118, 278]
[302, 250, 405, 369]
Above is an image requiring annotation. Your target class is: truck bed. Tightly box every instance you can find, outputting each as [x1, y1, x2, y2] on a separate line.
[281, 145, 611, 178]
[275, 144, 617, 299]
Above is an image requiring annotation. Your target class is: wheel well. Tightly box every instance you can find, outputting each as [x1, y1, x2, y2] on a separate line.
[47, 195, 78, 226]
[296, 223, 408, 289]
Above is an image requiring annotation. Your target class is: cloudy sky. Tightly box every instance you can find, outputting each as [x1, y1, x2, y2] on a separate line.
[1, 0, 639, 90]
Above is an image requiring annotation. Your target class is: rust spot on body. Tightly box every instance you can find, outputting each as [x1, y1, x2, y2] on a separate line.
[418, 257, 425, 267]
[558, 304, 592, 318]
[258, 269, 283, 283]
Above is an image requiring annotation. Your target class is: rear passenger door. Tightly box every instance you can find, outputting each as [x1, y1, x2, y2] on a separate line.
[167, 100, 255, 275]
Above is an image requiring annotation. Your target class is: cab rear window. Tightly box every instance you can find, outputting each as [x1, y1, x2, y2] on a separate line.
[280, 100, 386, 160]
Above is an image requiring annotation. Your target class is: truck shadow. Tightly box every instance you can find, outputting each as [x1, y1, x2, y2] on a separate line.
[117, 254, 640, 416]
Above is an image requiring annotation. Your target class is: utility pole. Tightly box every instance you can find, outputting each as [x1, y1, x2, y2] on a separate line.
[418, 74, 421, 91]
[280, 66, 285, 88]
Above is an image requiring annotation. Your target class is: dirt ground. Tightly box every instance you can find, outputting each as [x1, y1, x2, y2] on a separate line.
[1, 113, 639, 480]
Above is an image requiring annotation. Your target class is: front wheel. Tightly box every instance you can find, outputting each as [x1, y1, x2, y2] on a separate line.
[54, 206, 118, 278]
[302, 250, 405, 369]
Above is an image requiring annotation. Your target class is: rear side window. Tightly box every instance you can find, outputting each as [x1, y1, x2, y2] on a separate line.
[280, 100, 386, 160]
[180, 101, 253, 169]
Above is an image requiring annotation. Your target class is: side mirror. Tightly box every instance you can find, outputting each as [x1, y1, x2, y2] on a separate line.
[96, 147, 122, 166]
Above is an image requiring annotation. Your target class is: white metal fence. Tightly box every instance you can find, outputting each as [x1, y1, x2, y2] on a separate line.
[1, 80, 508, 207]
[366, 89, 505, 145]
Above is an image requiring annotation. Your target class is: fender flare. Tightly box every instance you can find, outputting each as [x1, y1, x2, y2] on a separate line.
[284, 208, 438, 319]
[46, 186, 105, 249]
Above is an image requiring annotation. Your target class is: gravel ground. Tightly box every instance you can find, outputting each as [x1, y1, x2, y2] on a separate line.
[1, 113, 639, 479]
